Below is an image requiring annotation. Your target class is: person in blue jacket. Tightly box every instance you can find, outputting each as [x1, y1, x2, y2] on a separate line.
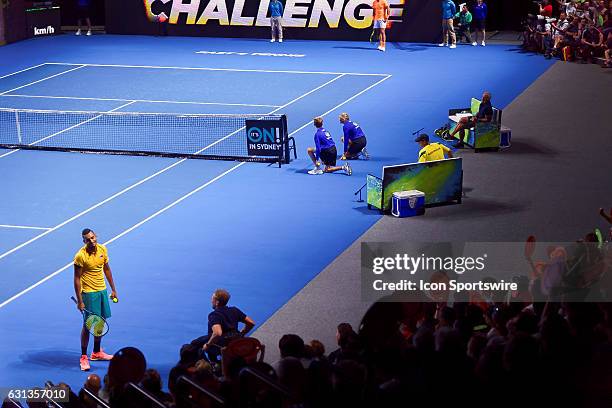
[307, 117, 352, 175]
[269, 0, 284, 43]
[439, 0, 457, 48]
[339, 113, 369, 160]
[473, 0, 488, 46]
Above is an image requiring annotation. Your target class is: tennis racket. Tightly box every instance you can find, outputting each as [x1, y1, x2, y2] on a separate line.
[71, 296, 109, 337]
[369, 27, 378, 44]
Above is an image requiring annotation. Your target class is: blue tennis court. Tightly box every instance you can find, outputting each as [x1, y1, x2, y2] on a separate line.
[0, 34, 554, 388]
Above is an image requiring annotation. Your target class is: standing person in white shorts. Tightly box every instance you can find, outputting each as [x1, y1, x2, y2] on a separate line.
[269, 0, 284, 43]
[372, 0, 390, 51]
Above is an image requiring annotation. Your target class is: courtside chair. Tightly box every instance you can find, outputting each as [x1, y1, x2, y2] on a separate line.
[448, 98, 503, 152]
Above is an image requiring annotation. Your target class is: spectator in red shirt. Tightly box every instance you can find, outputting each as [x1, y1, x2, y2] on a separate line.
[540, 0, 554, 17]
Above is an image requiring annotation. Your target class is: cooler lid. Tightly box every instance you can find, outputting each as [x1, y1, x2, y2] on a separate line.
[393, 190, 425, 199]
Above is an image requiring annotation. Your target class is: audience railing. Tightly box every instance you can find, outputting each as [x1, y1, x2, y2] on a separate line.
[238, 367, 292, 406]
[177, 375, 226, 407]
[126, 382, 168, 408]
[81, 387, 111, 408]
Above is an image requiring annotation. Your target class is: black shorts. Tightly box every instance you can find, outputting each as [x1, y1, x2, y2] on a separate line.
[320, 146, 337, 166]
[474, 19, 486, 31]
[347, 136, 367, 155]
[77, 5, 92, 19]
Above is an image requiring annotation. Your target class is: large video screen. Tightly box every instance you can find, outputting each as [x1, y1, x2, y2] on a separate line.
[105, 0, 440, 42]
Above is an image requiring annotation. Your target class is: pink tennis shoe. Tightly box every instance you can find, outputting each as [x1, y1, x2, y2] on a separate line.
[80, 355, 90, 371]
[90, 349, 114, 361]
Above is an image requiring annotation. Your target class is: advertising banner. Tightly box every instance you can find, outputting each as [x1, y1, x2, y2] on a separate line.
[106, 0, 441, 42]
[245, 119, 284, 158]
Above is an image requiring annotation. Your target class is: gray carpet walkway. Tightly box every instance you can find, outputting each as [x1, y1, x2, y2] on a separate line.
[253, 61, 612, 362]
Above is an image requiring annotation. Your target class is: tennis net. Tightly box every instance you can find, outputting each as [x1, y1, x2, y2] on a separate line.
[0, 108, 290, 164]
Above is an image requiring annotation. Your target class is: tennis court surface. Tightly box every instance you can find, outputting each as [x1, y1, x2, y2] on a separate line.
[0, 34, 554, 388]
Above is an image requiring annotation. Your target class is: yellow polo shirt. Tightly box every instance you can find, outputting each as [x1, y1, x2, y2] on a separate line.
[418, 143, 450, 163]
[74, 244, 108, 293]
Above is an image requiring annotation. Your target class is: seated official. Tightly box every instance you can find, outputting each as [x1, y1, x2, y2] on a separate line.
[307, 117, 352, 175]
[416, 134, 453, 162]
[447, 91, 493, 148]
[190, 289, 255, 363]
[339, 113, 369, 160]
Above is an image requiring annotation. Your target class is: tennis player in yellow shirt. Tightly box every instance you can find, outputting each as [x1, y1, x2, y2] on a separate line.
[415, 133, 453, 162]
[74, 228, 117, 371]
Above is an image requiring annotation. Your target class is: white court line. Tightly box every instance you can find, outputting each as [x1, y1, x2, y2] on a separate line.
[45, 62, 390, 77]
[0, 101, 136, 159]
[0, 65, 86, 96]
[0, 63, 47, 80]
[0, 72, 391, 309]
[3, 94, 281, 108]
[0, 224, 51, 231]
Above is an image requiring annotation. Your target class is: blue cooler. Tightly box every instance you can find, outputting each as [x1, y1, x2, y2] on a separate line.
[391, 190, 425, 217]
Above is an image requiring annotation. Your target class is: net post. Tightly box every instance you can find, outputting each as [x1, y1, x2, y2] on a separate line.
[15, 111, 22, 144]
[281, 114, 289, 165]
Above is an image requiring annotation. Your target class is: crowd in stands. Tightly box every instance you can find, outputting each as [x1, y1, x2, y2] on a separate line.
[523, 0, 612, 66]
[3, 208, 610, 408]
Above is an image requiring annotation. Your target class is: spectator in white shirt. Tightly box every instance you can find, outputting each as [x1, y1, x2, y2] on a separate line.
[552, 12, 571, 49]
[564, 0, 578, 16]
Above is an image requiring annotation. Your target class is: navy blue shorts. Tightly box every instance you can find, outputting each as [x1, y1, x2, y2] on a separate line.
[347, 136, 367, 155]
[77, 5, 92, 19]
[320, 146, 337, 166]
